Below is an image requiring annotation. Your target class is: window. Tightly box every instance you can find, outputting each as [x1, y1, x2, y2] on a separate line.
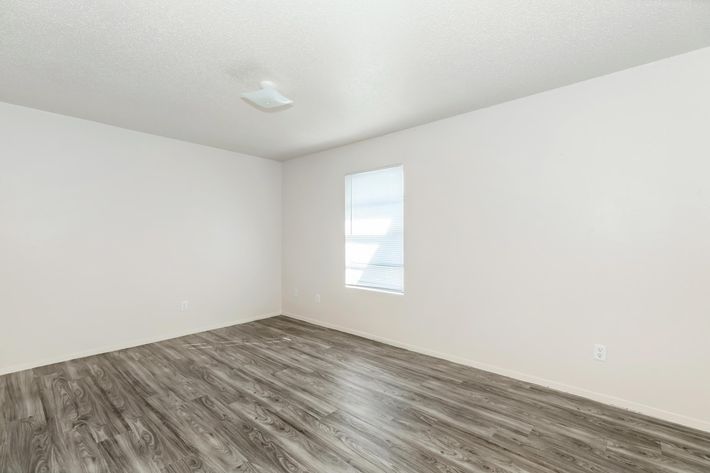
[345, 165, 404, 293]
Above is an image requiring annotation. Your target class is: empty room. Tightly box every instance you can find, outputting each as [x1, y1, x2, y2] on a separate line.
[2, 1, 710, 472]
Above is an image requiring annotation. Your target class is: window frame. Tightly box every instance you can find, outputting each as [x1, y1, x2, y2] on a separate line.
[344, 164, 405, 295]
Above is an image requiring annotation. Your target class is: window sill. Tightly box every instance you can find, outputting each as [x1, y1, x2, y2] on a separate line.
[345, 285, 404, 295]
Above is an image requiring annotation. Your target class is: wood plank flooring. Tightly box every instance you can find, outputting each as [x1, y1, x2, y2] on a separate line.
[1, 315, 709, 472]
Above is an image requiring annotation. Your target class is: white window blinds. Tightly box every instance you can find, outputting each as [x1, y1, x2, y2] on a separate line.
[345, 165, 404, 293]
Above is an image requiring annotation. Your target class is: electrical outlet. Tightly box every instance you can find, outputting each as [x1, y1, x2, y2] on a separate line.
[180, 300, 189, 312]
[593, 344, 607, 361]
[293, 288, 299, 297]
[315, 294, 321, 303]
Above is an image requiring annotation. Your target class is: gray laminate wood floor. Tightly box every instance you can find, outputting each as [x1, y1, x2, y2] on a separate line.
[1, 316, 709, 472]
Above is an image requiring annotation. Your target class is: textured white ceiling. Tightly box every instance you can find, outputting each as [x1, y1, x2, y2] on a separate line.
[1, 1, 709, 160]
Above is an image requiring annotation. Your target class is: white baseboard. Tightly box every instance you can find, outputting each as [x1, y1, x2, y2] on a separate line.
[0, 311, 281, 376]
[283, 311, 710, 434]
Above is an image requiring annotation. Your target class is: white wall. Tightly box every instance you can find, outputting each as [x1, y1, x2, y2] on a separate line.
[282, 47, 710, 431]
[0, 102, 282, 374]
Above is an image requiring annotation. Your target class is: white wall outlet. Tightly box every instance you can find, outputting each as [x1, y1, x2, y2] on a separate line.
[593, 344, 607, 361]
[293, 288, 299, 297]
[315, 294, 321, 303]
[180, 300, 189, 312]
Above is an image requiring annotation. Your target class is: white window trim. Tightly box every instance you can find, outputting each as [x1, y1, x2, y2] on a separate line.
[344, 164, 405, 294]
